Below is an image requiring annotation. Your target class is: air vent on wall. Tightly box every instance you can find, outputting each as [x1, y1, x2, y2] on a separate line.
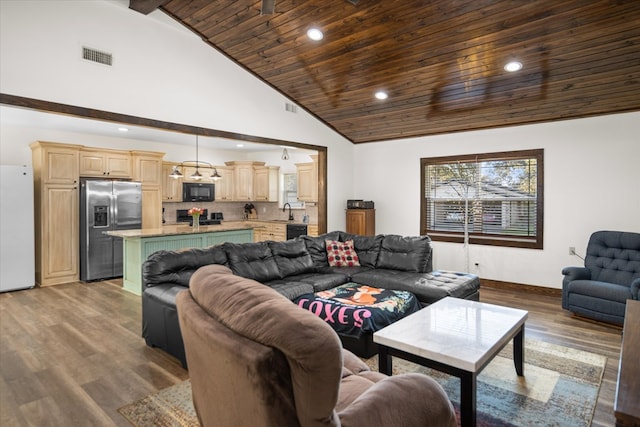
[82, 47, 113, 66]
[285, 102, 298, 113]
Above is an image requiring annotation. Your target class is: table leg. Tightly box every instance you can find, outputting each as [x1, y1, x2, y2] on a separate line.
[378, 345, 392, 375]
[513, 325, 525, 376]
[460, 371, 477, 427]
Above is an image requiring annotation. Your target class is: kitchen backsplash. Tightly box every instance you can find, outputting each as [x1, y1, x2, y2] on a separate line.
[163, 201, 318, 224]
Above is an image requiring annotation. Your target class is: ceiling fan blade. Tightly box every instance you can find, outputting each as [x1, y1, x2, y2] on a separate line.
[261, 0, 275, 15]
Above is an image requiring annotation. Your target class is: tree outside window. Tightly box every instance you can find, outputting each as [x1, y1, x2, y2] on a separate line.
[421, 149, 543, 252]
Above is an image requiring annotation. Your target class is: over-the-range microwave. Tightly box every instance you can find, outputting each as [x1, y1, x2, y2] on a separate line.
[183, 182, 215, 202]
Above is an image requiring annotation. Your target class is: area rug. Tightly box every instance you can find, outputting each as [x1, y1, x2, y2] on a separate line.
[118, 339, 606, 427]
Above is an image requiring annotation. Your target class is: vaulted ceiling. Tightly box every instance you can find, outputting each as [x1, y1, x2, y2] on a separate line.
[131, 0, 640, 143]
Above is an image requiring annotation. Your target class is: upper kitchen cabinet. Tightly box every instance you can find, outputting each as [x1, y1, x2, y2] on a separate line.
[31, 141, 79, 184]
[214, 166, 234, 202]
[132, 151, 163, 186]
[162, 162, 182, 202]
[225, 161, 265, 201]
[80, 149, 131, 178]
[253, 166, 280, 202]
[296, 155, 318, 203]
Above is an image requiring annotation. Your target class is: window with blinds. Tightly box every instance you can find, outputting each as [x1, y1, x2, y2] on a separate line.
[420, 149, 543, 249]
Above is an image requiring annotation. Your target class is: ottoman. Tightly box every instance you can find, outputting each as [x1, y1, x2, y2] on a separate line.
[294, 283, 421, 357]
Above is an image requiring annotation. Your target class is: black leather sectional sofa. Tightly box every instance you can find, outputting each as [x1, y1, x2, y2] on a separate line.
[142, 231, 480, 367]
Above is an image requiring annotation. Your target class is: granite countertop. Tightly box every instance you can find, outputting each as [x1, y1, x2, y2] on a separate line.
[246, 219, 315, 226]
[106, 221, 265, 238]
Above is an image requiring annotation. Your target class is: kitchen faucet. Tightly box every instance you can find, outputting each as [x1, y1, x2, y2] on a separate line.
[283, 203, 294, 221]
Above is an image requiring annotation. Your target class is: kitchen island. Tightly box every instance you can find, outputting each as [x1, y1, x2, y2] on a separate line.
[107, 222, 260, 295]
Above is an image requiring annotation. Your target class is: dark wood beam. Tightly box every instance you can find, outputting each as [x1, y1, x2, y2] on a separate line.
[129, 0, 170, 15]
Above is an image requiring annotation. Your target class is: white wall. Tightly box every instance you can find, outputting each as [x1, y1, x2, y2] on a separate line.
[354, 112, 640, 288]
[0, 0, 354, 231]
[2, 0, 638, 290]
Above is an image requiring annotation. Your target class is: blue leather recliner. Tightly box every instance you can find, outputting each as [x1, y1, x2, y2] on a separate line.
[562, 230, 640, 325]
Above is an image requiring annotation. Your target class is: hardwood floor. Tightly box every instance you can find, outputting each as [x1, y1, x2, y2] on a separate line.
[0, 280, 622, 426]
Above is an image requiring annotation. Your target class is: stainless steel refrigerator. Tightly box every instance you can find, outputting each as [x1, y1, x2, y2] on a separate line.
[80, 179, 142, 281]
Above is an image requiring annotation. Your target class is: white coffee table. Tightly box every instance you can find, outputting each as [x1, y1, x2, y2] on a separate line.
[373, 297, 528, 427]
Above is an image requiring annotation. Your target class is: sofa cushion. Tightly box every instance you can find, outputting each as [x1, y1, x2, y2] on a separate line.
[299, 272, 352, 293]
[143, 245, 228, 288]
[376, 235, 432, 273]
[566, 280, 631, 303]
[300, 231, 344, 268]
[263, 280, 316, 300]
[326, 240, 361, 267]
[342, 234, 383, 268]
[224, 242, 282, 282]
[564, 279, 630, 324]
[268, 239, 315, 278]
[351, 269, 479, 304]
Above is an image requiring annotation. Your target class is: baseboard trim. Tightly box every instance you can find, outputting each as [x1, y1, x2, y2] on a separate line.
[480, 278, 562, 297]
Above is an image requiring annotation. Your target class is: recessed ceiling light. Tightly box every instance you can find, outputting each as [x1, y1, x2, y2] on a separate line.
[307, 28, 324, 41]
[375, 91, 388, 100]
[236, 144, 244, 148]
[117, 127, 129, 132]
[504, 61, 523, 72]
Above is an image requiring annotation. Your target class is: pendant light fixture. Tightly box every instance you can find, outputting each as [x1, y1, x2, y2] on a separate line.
[211, 168, 222, 181]
[168, 135, 223, 182]
[169, 165, 183, 179]
[190, 135, 203, 181]
[281, 147, 290, 160]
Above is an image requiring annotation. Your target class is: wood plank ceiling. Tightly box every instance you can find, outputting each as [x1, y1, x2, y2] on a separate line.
[133, 0, 640, 143]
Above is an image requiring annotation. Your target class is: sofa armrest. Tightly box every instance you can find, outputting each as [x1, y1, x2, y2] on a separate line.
[561, 266, 591, 309]
[561, 266, 591, 281]
[631, 278, 640, 300]
[338, 373, 456, 427]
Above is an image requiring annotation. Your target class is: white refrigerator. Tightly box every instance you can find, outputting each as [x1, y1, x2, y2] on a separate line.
[0, 165, 35, 292]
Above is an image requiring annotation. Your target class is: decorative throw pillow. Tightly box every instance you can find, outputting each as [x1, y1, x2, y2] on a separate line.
[325, 239, 360, 267]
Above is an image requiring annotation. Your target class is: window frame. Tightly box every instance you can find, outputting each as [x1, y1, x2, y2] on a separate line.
[420, 149, 544, 249]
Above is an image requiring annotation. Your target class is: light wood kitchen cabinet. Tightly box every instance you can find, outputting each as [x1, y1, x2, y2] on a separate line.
[31, 141, 165, 286]
[346, 209, 375, 236]
[36, 143, 79, 184]
[132, 152, 163, 186]
[254, 222, 286, 242]
[226, 161, 265, 201]
[80, 149, 131, 178]
[253, 166, 280, 202]
[40, 185, 79, 285]
[132, 151, 164, 229]
[296, 155, 318, 202]
[162, 162, 182, 202]
[141, 187, 162, 229]
[307, 224, 319, 237]
[214, 166, 234, 201]
[30, 141, 81, 286]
